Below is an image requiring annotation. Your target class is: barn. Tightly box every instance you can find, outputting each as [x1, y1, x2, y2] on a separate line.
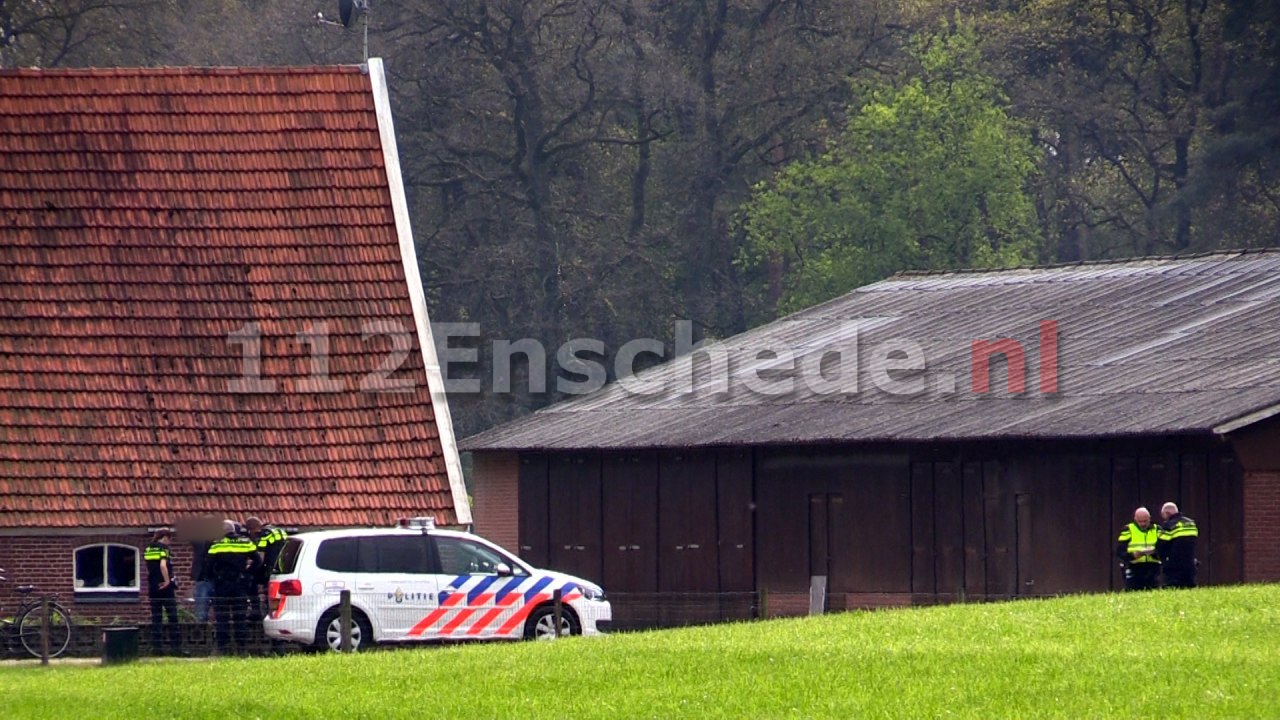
[463, 251, 1280, 626]
[0, 60, 467, 624]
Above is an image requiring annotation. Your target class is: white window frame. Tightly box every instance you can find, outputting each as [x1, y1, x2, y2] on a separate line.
[73, 543, 140, 594]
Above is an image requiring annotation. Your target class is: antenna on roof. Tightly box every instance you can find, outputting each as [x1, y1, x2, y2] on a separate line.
[316, 0, 372, 63]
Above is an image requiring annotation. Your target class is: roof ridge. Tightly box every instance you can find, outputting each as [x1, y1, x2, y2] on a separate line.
[891, 247, 1280, 279]
[0, 64, 368, 77]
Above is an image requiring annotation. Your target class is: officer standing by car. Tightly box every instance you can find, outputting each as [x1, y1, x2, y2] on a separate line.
[244, 517, 287, 621]
[1157, 502, 1200, 588]
[206, 520, 261, 654]
[144, 528, 183, 655]
[1115, 507, 1161, 591]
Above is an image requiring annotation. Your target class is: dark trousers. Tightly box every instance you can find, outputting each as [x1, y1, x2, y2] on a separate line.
[213, 591, 248, 651]
[1124, 563, 1161, 591]
[1164, 565, 1197, 588]
[149, 589, 181, 652]
[247, 585, 264, 622]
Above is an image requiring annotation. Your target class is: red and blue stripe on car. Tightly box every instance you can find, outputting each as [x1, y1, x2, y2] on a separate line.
[407, 575, 582, 638]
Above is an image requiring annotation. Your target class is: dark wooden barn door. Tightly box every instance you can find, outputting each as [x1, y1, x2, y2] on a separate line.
[601, 454, 658, 630]
[910, 463, 936, 597]
[933, 462, 965, 597]
[833, 457, 912, 597]
[518, 455, 550, 567]
[808, 493, 845, 594]
[1015, 492, 1034, 595]
[547, 455, 603, 584]
[716, 449, 754, 620]
[658, 452, 718, 624]
[602, 454, 658, 591]
[983, 462, 1018, 599]
[1207, 454, 1243, 584]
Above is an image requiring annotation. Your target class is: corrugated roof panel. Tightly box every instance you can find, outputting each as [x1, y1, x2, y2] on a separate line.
[464, 250, 1280, 451]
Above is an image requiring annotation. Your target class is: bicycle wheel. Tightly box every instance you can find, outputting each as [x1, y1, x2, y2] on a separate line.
[18, 601, 73, 659]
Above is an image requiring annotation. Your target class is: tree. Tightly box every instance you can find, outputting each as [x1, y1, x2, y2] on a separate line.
[372, 0, 904, 433]
[970, 0, 1280, 260]
[644, 0, 903, 339]
[740, 23, 1040, 317]
[0, 0, 146, 67]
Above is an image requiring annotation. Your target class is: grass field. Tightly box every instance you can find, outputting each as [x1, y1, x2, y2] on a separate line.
[4, 585, 1277, 719]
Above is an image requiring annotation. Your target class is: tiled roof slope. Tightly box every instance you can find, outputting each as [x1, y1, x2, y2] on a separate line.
[0, 66, 456, 529]
[463, 250, 1280, 451]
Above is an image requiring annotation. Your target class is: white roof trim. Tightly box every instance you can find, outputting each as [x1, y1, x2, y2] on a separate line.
[368, 57, 472, 525]
[1212, 402, 1280, 435]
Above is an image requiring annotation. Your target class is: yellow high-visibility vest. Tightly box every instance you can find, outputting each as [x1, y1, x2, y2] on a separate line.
[1118, 522, 1160, 564]
[208, 537, 257, 555]
[1160, 517, 1199, 541]
[143, 544, 169, 562]
[256, 527, 287, 550]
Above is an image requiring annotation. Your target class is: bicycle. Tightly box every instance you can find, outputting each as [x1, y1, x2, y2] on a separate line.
[0, 568, 74, 659]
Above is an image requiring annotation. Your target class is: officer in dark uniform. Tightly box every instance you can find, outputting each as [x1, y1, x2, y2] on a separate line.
[144, 528, 182, 655]
[205, 521, 261, 653]
[1157, 502, 1199, 588]
[1115, 507, 1161, 591]
[244, 517, 288, 621]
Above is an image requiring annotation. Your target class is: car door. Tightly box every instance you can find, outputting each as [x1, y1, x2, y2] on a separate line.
[432, 535, 532, 639]
[353, 534, 438, 641]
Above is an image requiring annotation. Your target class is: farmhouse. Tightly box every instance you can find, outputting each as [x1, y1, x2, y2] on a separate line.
[0, 61, 467, 619]
[463, 251, 1280, 626]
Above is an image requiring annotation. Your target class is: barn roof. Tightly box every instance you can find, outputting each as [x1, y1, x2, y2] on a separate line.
[0, 61, 469, 529]
[463, 249, 1280, 451]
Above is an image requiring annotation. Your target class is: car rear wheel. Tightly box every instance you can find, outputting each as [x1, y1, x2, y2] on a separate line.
[316, 609, 373, 652]
[524, 605, 580, 640]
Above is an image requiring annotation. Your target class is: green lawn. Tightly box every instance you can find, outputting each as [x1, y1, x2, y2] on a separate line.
[4, 585, 1278, 719]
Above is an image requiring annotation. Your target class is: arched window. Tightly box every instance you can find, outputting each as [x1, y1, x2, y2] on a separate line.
[73, 543, 139, 598]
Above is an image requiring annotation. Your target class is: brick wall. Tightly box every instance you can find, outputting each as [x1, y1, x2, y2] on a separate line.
[762, 592, 809, 618]
[470, 451, 519, 551]
[1244, 471, 1280, 582]
[0, 534, 201, 624]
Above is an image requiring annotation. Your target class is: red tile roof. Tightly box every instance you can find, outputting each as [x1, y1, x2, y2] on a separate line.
[0, 65, 460, 529]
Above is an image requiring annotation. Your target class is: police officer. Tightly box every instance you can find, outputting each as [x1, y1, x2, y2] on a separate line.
[1157, 502, 1199, 588]
[1116, 507, 1161, 591]
[244, 517, 287, 621]
[206, 520, 261, 653]
[144, 528, 182, 655]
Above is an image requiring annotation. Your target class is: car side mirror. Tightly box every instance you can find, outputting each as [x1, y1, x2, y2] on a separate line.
[495, 563, 513, 577]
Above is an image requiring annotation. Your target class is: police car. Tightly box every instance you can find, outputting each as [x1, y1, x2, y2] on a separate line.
[263, 518, 611, 651]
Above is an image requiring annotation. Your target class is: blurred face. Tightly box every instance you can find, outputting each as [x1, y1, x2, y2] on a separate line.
[1134, 509, 1151, 530]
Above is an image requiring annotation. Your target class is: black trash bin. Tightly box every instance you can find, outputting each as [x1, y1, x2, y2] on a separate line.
[101, 626, 140, 665]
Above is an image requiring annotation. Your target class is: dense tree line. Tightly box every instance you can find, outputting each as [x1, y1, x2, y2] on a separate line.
[5, 0, 1278, 434]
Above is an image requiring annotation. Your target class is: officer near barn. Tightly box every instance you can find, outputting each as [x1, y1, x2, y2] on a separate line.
[1116, 506, 1161, 590]
[1158, 502, 1200, 588]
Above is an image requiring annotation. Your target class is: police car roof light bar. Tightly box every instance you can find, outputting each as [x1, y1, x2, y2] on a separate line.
[397, 516, 435, 531]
